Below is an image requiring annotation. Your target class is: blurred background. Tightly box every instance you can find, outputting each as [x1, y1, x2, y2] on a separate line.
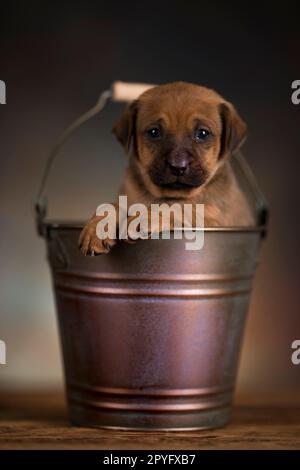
[0, 0, 299, 403]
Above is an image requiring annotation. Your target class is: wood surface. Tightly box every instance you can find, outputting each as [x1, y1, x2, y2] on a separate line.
[0, 393, 299, 450]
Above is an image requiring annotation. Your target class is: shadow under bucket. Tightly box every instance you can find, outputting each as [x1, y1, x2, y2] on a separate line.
[43, 224, 264, 431]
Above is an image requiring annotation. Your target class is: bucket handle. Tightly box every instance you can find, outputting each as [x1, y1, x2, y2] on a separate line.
[35, 81, 154, 236]
[231, 152, 269, 232]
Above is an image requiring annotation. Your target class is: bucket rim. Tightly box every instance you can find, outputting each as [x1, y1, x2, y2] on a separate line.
[42, 219, 267, 234]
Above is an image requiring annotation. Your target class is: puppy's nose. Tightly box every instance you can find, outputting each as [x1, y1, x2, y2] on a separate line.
[168, 162, 188, 176]
[167, 154, 191, 176]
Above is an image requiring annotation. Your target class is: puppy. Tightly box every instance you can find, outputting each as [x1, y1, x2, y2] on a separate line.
[79, 81, 254, 255]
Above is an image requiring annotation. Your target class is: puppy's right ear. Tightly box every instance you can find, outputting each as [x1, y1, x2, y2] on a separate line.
[112, 100, 138, 154]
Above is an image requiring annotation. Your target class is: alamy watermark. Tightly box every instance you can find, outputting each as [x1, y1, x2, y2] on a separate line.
[95, 196, 205, 251]
[0, 339, 6, 365]
[291, 340, 300, 365]
[291, 80, 300, 105]
[0, 80, 6, 104]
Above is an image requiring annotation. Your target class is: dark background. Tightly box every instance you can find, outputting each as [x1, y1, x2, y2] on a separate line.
[0, 0, 299, 400]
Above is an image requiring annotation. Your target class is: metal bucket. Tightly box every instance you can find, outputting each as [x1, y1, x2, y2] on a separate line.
[39, 222, 264, 431]
[36, 82, 268, 430]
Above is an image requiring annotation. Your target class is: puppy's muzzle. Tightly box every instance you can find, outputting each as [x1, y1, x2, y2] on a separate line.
[166, 150, 192, 176]
[149, 147, 207, 190]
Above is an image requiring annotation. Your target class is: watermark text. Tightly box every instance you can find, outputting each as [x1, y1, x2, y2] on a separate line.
[0, 340, 6, 365]
[291, 80, 300, 105]
[0, 80, 6, 104]
[291, 339, 300, 365]
[96, 196, 205, 251]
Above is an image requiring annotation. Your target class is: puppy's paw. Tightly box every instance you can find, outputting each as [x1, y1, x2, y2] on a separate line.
[78, 223, 116, 255]
[122, 209, 179, 242]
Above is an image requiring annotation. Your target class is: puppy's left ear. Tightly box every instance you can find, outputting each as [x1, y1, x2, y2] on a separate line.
[112, 100, 138, 154]
[219, 102, 247, 159]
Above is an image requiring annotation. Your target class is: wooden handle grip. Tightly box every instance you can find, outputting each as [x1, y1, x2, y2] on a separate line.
[111, 81, 155, 102]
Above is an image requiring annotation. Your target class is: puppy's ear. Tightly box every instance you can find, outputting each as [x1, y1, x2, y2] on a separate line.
[112, 100, 138, 153]
[219, 102, 247, 159]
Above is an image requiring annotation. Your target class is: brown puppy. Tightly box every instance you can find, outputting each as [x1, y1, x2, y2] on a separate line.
[79, 81, 254, 255]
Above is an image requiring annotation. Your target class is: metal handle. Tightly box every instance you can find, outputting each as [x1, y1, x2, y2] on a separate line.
[232, 152, 269, 231]
[35, 81, 155, 236]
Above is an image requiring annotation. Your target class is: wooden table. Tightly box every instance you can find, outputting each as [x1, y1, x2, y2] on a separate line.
[0, 393, 299, 450]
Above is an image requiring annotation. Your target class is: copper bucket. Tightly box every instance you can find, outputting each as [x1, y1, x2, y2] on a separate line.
[36, 82, 268, 430]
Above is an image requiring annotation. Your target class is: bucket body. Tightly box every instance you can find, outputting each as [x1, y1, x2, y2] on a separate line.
[46, 225, 262, 430]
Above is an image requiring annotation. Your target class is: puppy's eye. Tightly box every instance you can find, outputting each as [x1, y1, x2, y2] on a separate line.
[147, 127, 161, 139]
[195, 128, 210, 142]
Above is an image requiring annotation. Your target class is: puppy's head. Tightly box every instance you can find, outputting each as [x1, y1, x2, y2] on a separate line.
[112, 82, 247, 198]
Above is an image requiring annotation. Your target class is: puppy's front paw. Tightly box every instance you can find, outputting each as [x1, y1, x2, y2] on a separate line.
[78, 223, 116, 255]
[125, 208, 177, 241]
